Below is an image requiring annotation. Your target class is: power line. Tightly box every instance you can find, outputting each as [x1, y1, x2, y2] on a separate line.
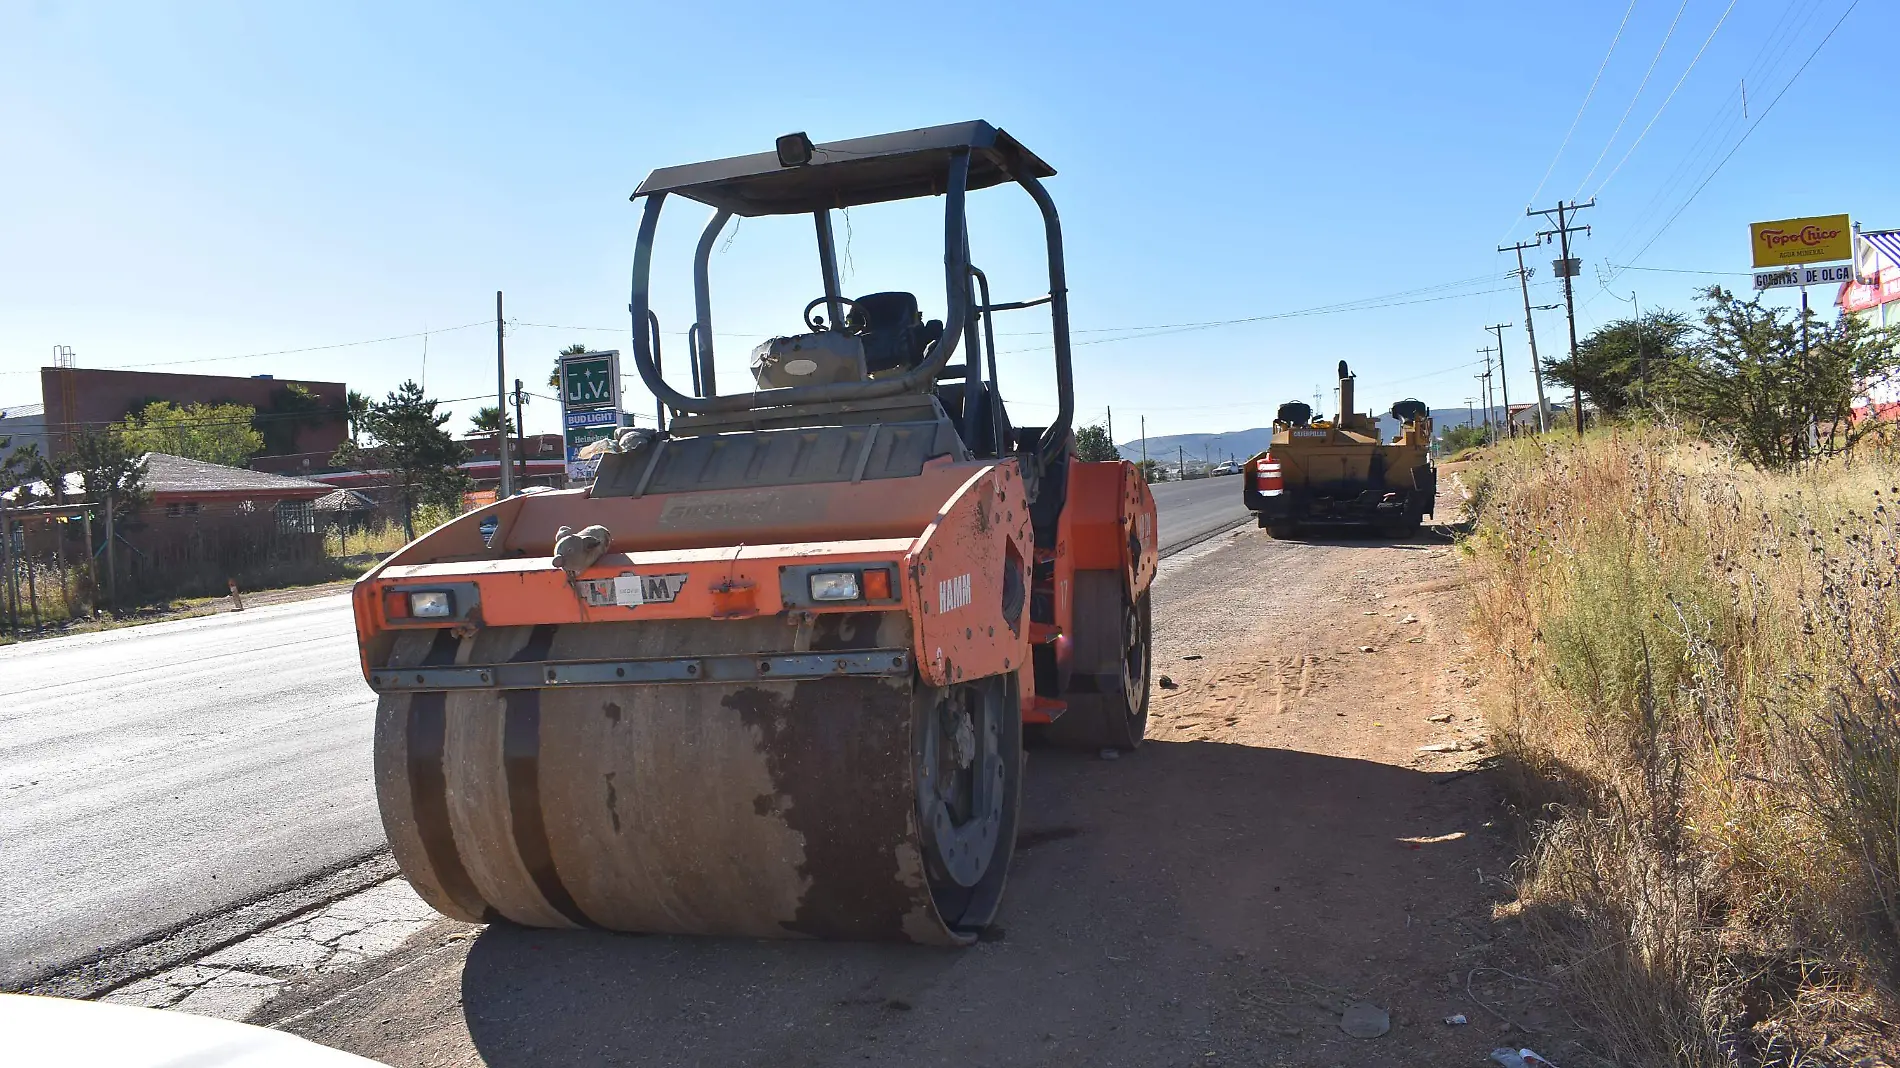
[1602, 263, 1751, 277]
[1605, 0, 1861, 281]
[1607, 0, 1819, 261]
[0, 321, 492, 377]
[513, 272, 1519, 346]
[996, 280, 1526, 356]
[1512, 0, 1639, 234]
[1590, 0, 1741, 198]
[37, 393, 494, 433]
[1574, 0, 1693, 197]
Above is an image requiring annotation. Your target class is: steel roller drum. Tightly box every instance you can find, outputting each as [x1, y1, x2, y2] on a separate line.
[372, 615, 1020, 945]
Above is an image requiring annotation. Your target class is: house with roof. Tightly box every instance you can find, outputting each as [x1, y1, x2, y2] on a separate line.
[0, 401, 49, 457]
[5, 453, 338, 600]
[137, 452, 334, 530]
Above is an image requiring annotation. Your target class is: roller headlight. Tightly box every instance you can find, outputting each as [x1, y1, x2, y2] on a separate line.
[407, 590, 455, 618]
[807, 572, 861, 602]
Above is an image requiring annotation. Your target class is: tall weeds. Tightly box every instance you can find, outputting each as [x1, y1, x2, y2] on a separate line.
[1468, 426, 1900, 1066]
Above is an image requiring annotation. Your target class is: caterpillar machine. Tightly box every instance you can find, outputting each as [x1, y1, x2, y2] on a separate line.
[1240, 361, 1435, 539]
[351, 122, 1158, 945]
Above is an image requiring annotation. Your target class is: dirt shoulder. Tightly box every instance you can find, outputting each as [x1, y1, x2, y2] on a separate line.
[0, 576, 359, 646]
[257, 523, 1589, 1067]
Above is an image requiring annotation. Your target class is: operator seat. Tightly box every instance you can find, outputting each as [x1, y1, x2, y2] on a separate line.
[847, 292, 942, 374]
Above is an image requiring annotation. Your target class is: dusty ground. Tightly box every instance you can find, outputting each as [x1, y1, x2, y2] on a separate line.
[0, 576, 360, 647]
[253, 518, 1593, 1067]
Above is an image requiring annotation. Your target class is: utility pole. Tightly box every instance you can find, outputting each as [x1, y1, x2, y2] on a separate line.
[512, 378, 529, 490]
[1478, 346, 1500, 441]
[103, 491, 117, 610]
[1500, 240, 1552, 432]
[1178, 445, 1185, 479]
[495, 291, 514, 499]
[1140, 415, 1149, 481]
[1529, 199, 1594, 436]
[1485, 323, 1513, 436]
[1474, 361, 1494, 444]
[1106, 406, 1114, 456]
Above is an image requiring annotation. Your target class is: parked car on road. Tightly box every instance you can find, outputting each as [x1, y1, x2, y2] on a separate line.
[1211, 460, 1240, 476]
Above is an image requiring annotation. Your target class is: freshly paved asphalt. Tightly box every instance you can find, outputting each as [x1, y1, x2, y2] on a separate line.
[1150, 472, 1250, 554]
[0, 478, 1249, 986]
[0, 597, 379, 987]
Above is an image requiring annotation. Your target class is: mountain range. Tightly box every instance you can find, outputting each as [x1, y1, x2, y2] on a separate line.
[1115, 407, 1521, 464]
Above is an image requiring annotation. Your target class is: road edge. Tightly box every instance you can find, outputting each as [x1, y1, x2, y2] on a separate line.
[18, 850, 396, 1000]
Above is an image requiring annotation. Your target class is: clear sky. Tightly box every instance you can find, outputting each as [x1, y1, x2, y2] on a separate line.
[2, 0, 1892, 443]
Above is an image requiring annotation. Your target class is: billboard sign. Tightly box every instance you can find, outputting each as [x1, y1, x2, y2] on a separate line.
[559, 350, 623, 482]
[1750, 214, 1851, 268]
[560, 350, 620, 410]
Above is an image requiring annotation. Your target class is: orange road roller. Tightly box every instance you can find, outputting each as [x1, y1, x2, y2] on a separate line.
[351, 122, 1158, 945]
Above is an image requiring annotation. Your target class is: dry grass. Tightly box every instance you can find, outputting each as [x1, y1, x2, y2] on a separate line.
[1466, 425, 1900, 1066]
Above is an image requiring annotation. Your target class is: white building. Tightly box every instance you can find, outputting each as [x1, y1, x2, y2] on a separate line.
[1839, 229, 1900, 416]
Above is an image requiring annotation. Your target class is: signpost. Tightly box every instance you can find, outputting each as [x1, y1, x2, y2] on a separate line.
[1748, 215, 1852, 455]
[559, 349, 623, 483]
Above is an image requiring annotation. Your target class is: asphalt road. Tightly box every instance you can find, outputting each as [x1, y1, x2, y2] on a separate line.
[1150, 471, 1250, 553]
[0, 480, 1248, 988]
[0, 596, 378, 987]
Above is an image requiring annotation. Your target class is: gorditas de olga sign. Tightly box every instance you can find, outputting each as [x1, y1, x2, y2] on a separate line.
[1749, 214, 1852, 268]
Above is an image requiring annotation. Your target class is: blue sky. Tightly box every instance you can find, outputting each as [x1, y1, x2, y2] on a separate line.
[2, 0, 1891, 442]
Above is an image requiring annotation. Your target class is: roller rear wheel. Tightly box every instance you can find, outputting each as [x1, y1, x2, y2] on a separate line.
[1044, 571, 1150, 751]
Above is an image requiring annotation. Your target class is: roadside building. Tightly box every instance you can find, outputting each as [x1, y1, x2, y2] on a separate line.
[127, 453, 335, 598]
[1840, 229, 1900, 419]
[0, 402, 49, 457]
[454, 432, 569, 493]
[33, 367, 348, 474]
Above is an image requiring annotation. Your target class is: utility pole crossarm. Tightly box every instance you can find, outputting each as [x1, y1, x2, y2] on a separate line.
[1525, 199, 1595, 436]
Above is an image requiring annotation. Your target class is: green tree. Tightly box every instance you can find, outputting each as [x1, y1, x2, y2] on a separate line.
[1136, 458, 1167, 483]
[331, 381, 470, 540]
[1073, 424, 1121, 462]
[4, 442, 63, 502]
[1544, 310, 1693, 418]
[1438, 424, 1488, 452]
[1671, 286, 1899, 469]
[255, 383, 329, 455]
[115, 401, 265, 467]
[551, 343, 589, 390]
[66, 427, 147, 513]
[469, 405, 517, 464]
[345, 390, 373, 445]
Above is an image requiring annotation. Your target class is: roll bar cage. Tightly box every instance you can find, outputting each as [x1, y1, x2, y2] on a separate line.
[626, 121, 1075, 469]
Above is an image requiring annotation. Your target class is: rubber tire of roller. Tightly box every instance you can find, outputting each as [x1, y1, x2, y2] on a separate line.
[1044, 571, 1150, 751]
[1265, 521, 1299, 540]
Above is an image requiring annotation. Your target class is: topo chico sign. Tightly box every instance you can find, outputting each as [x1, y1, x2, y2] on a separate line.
[1750, 214, 1851, 268]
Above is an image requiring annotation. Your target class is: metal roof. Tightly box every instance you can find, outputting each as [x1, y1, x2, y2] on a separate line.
[141, 453, 334, 497]
[1865, 230, 1900, 271]
[631, 121, 1055, 217]
[312, 488, 377, 512]
[0, 403, 45, 420]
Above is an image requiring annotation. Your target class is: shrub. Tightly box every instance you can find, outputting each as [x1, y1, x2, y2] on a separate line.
[1468, 427, 1900, 1065]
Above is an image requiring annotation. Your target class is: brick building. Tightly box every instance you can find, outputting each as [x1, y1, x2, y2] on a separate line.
[36, 367, 348, 474]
